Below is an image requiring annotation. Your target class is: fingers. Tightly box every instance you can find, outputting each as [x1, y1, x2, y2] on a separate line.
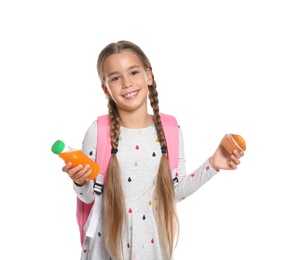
[72, 164, 92, 180]
[230, 154, 240, 166]
[229, 149, 244, 169]
[62, 162, 72, 173]
[229, 160, 238, 170]
[233, 149, 244, 158]
[62, 163, 92, 183]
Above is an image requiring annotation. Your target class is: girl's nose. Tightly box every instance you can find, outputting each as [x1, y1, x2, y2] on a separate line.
[122, 76, 133, 89]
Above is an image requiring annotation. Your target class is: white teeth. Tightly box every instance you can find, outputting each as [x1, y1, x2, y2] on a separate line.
[124, 91, 137, 98]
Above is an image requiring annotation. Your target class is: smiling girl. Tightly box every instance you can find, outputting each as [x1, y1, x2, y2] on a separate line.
[61, 40, 244, 260]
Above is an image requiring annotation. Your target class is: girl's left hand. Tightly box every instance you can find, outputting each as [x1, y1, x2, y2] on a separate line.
[209, 142, 244, 171]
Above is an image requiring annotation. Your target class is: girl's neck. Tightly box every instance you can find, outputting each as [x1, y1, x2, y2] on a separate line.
[119, 112, 153, 129]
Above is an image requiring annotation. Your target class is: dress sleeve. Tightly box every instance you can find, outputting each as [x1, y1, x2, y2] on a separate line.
[73, 120, 97, 204]
[175, 127, 219, 202]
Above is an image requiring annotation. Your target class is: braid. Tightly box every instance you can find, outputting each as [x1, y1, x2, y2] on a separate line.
[103, 98, 126, 259]
[108, 99, 121, 149]
[148, 78, 166, 148]
[149, 80, 180, 259]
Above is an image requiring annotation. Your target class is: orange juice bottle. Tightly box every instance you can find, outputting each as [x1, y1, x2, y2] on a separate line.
[51, 140, 100, 180]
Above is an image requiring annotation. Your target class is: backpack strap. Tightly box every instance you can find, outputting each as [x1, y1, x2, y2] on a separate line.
[95, 115, 111, 180]
[160, 113, 179, 184]
[160, 113, 179, 172]
[77, 115, 111, 245]
[76, 198, 94, 245]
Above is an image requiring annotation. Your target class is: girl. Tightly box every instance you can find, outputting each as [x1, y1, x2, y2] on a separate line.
[62, 40, 244, 260]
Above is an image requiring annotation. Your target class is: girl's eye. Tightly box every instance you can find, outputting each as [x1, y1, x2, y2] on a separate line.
[131, 70, 139, 75]
[111, 76, 120, 82]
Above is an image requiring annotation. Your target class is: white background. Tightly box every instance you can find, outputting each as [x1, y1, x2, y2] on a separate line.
[1, 0, 290, 259]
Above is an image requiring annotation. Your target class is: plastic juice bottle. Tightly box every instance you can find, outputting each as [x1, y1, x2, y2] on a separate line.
[51, 140, 100, 180]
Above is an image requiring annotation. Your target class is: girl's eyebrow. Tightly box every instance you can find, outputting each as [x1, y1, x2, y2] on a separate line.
[127, 65, 141, 70]
[107, 71, 119, 77]
[107, 65, 141, 77]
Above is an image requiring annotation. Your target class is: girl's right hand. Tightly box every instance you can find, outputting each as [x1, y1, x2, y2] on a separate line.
[62, 162, 92, 186]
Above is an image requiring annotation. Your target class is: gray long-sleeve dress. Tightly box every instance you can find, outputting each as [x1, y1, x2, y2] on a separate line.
[74, 119, 218, 260]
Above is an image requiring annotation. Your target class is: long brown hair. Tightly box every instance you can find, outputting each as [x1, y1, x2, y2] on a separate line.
[97, 40, 179, 259]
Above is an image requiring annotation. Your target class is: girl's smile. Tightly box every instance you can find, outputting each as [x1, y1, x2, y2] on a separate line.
[122, 90, 139, 99]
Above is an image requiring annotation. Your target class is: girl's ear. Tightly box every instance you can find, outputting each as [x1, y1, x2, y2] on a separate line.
[102, 83, 111, 99]
[147, 68, 153, 86]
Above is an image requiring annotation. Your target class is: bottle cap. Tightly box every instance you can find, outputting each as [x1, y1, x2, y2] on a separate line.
[51, 140, 65, 154]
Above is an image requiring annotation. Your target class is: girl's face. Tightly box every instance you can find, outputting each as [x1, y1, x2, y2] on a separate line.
[101, 51, 152, 114]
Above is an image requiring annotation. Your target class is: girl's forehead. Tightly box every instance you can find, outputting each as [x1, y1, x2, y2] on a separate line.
[106, 51, 139, 62]
[103, 51, 142, 70]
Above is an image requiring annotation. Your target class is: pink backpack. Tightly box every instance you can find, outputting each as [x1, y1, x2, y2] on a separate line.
[76, 113, 179, 245]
